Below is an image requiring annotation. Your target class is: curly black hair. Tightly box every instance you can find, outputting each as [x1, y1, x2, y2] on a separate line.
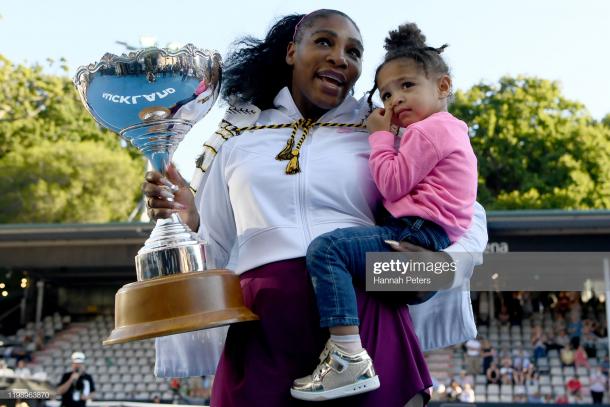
[367, 23, 450, 107]
[221, 10, 360, 110]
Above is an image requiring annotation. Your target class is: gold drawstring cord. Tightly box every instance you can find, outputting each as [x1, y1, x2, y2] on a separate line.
[233, 120, 365, 175]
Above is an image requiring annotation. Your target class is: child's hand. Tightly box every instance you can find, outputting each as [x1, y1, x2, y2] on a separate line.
[366, 108, 393, 133]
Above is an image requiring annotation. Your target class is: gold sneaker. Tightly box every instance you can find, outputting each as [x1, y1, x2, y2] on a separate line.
[291, 340, 380, 401]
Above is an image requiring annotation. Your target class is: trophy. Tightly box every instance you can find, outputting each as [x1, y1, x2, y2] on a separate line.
[74, 44, 258, 345]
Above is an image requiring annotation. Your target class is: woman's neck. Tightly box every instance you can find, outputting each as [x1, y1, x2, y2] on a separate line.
[297, 100, 328, 121]
[289, 87, 331, 121]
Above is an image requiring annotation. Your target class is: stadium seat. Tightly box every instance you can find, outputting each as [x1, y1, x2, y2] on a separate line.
[526, 384, 539, 395]
[563, 366, 575, 376]
[500, 394, 513, 402]
[112, 383, 125, 392]
[487, 384, 499, 395]
[486, 394, 500, 402]
[540, 385, 552, 395]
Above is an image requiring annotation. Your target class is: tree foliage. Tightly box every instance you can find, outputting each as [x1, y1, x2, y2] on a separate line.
[0, 54, 145, 223]
[451, 76, 610, 209]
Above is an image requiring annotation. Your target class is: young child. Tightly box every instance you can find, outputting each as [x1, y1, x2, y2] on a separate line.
[291, 22, 477, 401]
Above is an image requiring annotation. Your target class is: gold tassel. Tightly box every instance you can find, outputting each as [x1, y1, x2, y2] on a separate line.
[275, 136, 294, 160]
[285, 149, 301, 174]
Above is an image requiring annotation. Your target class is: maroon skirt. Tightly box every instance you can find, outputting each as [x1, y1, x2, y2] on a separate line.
[210, 258, 432, 407]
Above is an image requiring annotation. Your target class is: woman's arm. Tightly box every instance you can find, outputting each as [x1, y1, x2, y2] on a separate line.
[194, 141, 238, 269]
[443, 201, 487, 288]
[389, 202, 488, 290]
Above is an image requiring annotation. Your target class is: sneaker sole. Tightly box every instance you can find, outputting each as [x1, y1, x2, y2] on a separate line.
[290, 375, 380, 401]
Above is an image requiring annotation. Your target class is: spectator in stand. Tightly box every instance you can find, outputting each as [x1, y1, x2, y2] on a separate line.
[544, 329, 562, 352]
[508, 292, 524, 325]
[513, 349, 529, 386]
[560, 343, 575, 367]
[480, 339, 494, 374]
[589, 366, 606, 404]
[456, 370, 474, 387]
[566, 376, 583, 401]
[525, 363, 539, 387]
[574, 345, 590, 368]
[513, 348, 530, 371]
[14, 359, 32, 378]
[0, 359, 14, 376]
[553, 313, 567, 333]
[500, 356, 514, 385]
[555, 292, 571, 316]
[531, 326, 547, 360]
[594, 316, 608, 338]
[567, 312, 583, 341]
[434, 383, 448, 401]
[486, 361, 501, 385]
[459, 383, 475, 403]
[57, 352, 95, 407]
[498, 305, 510, 325]
[521, 292, 534, 318]
[446, 380, 463, 401]
[464, 337, 482, 375]
[555, 393, 569, 404]
[556, 328, 570, 348]
[567, 292, 582, 317]
[581, 323, 598, 358]
[498, 345, 511, 360]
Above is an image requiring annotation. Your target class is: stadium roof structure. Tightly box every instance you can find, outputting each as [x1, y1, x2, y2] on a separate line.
[0, 209, 609, 285]
[0, 222, 153, 286]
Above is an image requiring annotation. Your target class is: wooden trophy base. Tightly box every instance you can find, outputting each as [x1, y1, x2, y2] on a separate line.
[103, 269, 258, 345]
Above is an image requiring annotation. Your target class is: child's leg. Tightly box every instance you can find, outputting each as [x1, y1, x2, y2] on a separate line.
[306, 225, 397, 331]
[391, 217, 452, 305]
[397, 217, 451, 251]
[292, 226, 395, 400]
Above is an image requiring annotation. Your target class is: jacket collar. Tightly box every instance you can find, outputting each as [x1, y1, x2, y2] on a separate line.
[272, 86, 365, 123]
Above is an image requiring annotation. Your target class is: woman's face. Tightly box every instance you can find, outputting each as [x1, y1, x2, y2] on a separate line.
[286, 14, 363, 118]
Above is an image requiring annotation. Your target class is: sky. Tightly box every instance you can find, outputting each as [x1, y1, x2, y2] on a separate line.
[1, 0, 609, 180]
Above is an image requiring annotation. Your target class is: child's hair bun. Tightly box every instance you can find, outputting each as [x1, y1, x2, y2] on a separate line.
[384, 23, 427, 52]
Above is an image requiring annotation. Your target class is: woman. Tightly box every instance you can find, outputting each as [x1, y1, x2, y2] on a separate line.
[486, 361, 500, 385]
[481, 339, 494, 375]
[144, 10, 487, 406]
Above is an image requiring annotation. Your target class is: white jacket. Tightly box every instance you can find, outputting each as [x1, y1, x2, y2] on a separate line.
[155, 88, 487, 377]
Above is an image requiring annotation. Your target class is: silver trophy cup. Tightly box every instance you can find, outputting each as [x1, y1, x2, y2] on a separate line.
[74, 44, 257, 345]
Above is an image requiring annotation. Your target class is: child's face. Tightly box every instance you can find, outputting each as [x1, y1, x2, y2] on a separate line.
[377, 58, 450, 128]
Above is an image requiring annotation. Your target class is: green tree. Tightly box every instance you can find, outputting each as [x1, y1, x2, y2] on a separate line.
[0, 54, 144, 223]
[450, 76, 610, 209]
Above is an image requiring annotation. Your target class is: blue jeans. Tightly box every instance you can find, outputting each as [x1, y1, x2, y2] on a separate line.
[306, 216, 450, 328]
